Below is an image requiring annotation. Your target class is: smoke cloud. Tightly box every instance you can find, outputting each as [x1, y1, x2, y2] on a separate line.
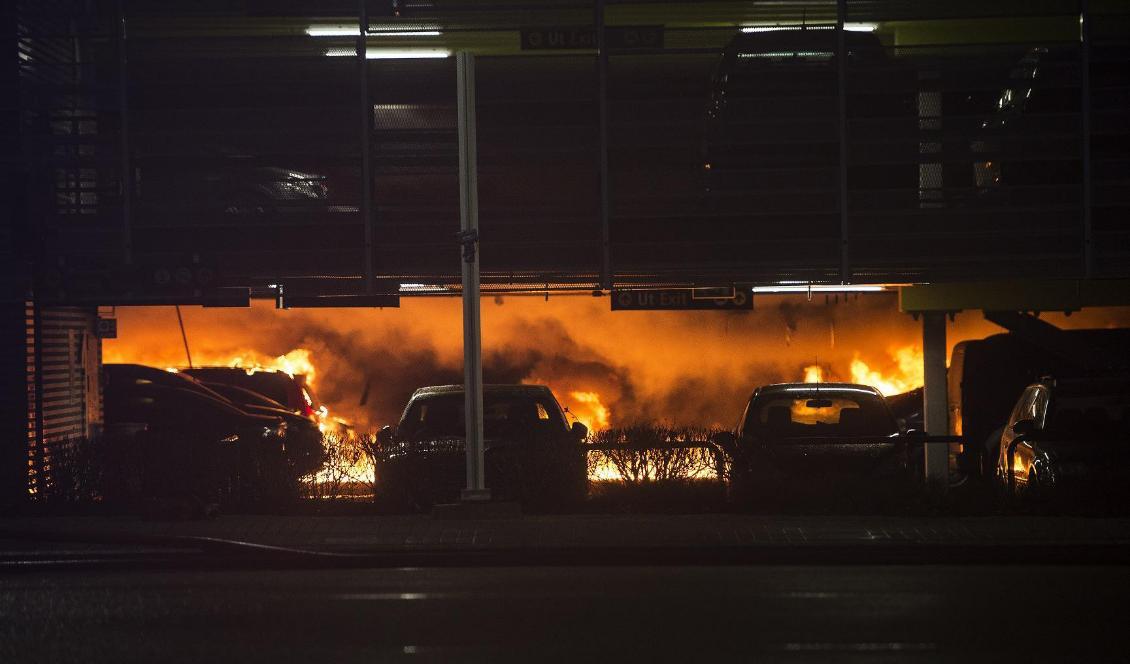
[103, 295, 1130, 431]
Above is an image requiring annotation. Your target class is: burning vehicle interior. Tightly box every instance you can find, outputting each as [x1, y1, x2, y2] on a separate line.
[5, 0, 1130, 661]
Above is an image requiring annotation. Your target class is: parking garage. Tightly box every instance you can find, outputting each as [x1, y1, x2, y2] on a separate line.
[6, 0, 1130, 508]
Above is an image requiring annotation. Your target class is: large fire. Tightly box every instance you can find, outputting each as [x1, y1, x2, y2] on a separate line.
[101, 298, 1130, 492]
[568, 391, 610, 432]
[803, 344, 924, 396]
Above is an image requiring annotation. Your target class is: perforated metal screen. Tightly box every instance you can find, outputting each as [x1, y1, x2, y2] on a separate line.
[13, 0, 1130, 299]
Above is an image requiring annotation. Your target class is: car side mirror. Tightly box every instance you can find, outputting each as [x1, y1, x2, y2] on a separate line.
[713, 431, 737, 452]
[1011, 419, 1036, 437]
[377, 425, 395, 445]
[570, 421, 589, 441]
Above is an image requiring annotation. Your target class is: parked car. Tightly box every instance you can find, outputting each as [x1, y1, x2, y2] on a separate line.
[374, 384, 589, 511]
[104, 364, 286, 438]
[972, 46, 1084, 194]
[182, 367, 321, 419]
[201, 381, 325, 477]
[136, 146, 329, 218]
[996, 376, 1130, 507]
[702, 28, 914, 194]
[949, 326, 1130, 479]
[714, 383, 922, 507]
[103, 364, 294, 509]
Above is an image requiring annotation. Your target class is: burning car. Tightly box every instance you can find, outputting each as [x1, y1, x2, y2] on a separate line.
[714, 383, 922, 509]
[374, 384, 589, 511]
[181, 367, 322, 420]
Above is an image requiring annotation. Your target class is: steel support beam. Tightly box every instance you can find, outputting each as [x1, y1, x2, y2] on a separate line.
[596, 0, 612, 290]
[116, 0, 132, 264]
[922, 312, 949, 482]
[1080, 0, 1093, 277]
[899, 279, 1130, 313]
[456, 52, 488, 501]
[836, 0, 850, 282]
[358, 1, 375, 293]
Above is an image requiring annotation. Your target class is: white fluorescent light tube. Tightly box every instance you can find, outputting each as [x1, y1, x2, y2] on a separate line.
[399, 283, 445, 292]
[307, 26, 359, 37]
[370, 30, 442, 37]
[752, 285, 887, 293]
[324, 47, 452, 59]
[307, 25, 442, 37]
[741, 23, 876, 33]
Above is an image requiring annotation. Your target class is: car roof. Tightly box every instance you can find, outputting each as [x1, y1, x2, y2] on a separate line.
[753, 383, 886, 398]
[184, 366, 298, 380]
[410, 384, 555, 399]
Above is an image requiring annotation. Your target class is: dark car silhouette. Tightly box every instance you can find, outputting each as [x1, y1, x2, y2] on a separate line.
[200, 381, 324, 478]
[375, 384, 589, 511]
[997, 376, 1130, 508]
[702, 28, 908, 194]
[102, 363, 296, 510]
[182, 367, 321, 419]
[715, 383, 922, 508]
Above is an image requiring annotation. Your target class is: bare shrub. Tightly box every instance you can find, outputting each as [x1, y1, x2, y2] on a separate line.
[587, 425, 724, 484]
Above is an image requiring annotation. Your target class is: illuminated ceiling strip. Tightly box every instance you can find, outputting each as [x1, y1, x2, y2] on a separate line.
[324, 47, 452, 59]
[738, 51, 834, 58]
[399, 283, 446, 292]
[752, 285, 887, 293]
[307, 25, 442, 37]
[740, 23, 877, 33]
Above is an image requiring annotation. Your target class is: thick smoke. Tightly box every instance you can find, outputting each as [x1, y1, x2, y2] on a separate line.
[103, 296, 1130, 431]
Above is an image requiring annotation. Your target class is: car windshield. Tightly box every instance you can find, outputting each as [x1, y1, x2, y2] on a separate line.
[400, 392, 567, 441]
[746, 393, 898, 437]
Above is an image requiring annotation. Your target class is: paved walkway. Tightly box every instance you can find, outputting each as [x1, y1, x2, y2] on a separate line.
[4, 513, 1130, 554]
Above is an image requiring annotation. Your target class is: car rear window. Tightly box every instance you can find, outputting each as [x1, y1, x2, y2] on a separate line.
[401, 393, 567, 441]
[746, 393, 897, 437]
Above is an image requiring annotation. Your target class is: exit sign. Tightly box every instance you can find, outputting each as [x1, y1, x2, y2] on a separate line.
[520, 26, 664, 51]
[611, 289, 752, 311]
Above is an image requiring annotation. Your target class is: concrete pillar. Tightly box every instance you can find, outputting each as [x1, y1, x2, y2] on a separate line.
[456, 51, 488, 501]
[922, 312, 948, 482]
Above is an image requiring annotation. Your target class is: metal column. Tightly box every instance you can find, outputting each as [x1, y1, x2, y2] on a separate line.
[922, 312, 948, 482]
[596, 0, 611, 290]
[116, 0, 132, 264]
[456, 52, 488, 501]
[358, 1, 375, 293]
[1080, 0, 1093, 277]
[835, 0, 850, 282]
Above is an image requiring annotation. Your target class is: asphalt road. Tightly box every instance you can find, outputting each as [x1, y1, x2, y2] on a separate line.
[3, 563, 1127, 662]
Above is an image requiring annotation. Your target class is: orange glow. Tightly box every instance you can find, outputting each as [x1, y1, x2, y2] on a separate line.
[849, 345, 924, 396]
[568, 390, 610, 432]
[799, 346, 924, 396]
[220, 348, 319, 389]
[586, 450, 718, 483]
[104, 299, 1130, 435]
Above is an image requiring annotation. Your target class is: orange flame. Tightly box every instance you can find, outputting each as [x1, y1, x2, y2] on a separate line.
[800, 345, 924, 396]
[568, 391, 610, 432]
[221, 348, 318, 389]
[849, 345, 923, 396]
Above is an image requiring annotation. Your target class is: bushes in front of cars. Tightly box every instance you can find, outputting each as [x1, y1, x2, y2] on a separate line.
[31, 426, 301, 517]
[584, 425, 727, 513]
[587, 425, 725, 484]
